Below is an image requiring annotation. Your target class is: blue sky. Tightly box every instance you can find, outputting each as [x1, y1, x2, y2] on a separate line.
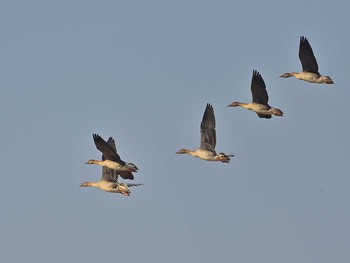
[1, 1, 350, 262]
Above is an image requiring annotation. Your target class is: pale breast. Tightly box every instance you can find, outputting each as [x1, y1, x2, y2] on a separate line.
[195, 149, 219, 161]
[96, 181, 120, 193]
[104, 160, 126, 171]
[298, 72, 320, 82]
[250, 103, 271, 114]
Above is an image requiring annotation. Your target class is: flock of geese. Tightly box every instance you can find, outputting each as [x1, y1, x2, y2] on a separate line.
[80, 36, 334, 196]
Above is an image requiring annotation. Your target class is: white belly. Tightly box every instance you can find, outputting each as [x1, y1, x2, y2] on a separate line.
[195, 149, 219, 161]
[298, 72, 320, 83]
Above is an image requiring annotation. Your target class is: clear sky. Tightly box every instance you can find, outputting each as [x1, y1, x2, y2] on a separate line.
[1, 1, 349, 262]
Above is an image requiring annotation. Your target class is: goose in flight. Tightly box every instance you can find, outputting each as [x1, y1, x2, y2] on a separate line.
[176, 103, 233, 162]
[85, 134, 138, 174]
[81, 137, 142, 196]
[228, 70, 283, 119]
[280, 36, 334, 84]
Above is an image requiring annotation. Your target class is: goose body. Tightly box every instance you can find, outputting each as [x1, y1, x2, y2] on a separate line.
[176, 103, 233, 163]
[85, 134, 138, 176]
[228, 70, 283, 119]
[80, 181, 138, 196]
[280, 36, 333, 84]
[86, 159, 135, 172]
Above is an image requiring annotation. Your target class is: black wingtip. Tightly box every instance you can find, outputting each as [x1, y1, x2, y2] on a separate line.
[204, 103, 215, 117]
[252, 69, 261, 78]
[206, 102, 212, 107]
[92, 133, 106, 147]
[252, 70, 265, 85]
[300, 36, 310, 47]
[107, 136, 115, 145]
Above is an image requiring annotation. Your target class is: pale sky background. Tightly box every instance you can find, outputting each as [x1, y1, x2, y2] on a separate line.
[1, 1, 349, 262]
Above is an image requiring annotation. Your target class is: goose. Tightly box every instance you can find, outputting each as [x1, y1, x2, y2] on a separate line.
[81, 137, 142, 196]
[280, 36, 334, 84]
[176, 103, 233, 162]
[85, 134, 138, 175]
[228, 70, 283, 119]
[79, 171, 142, 196]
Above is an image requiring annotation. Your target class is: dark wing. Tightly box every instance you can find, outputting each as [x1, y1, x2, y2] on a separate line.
[118, 171, 134, 180]
[126, 183, 143, 187]
[93, 134, 122, 163]
[100, 137, 119, 182]
[257, 114, 272, 119]
[101, 168, 133, 181]
[299, 36, 319, 74]
[102, 137, 133, 180]
[107, 136, 117, 153]
[251, 70, 269, 105]
[101, 167, 117, 182]
[199, 103, 216, 151]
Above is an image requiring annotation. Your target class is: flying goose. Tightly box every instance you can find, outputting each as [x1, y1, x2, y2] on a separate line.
[228, 70, 283, 119]
[81, 137, 142, 196]
[176, 103, 233, 162]
[85, 134, 138, 175]
[280, 36, 334, 84]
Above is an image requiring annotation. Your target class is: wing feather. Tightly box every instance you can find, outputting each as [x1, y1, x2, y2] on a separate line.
[299, 36, 319, 74]
[251, 70, 269, 105]
[93, 134, 123, 163]
[200, 103, 216, 151]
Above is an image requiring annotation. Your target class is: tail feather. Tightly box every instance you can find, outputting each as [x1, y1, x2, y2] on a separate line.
[272, 108, 283, 116]
[218, 153, 234, 163]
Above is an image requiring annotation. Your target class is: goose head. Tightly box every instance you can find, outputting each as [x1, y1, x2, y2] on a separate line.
[80, 182, 91, 187]
[85, 159, 98, 165]
[175, 149, 189, 154]
[279, 72, 298, 78]
[227, 102, 240, 107]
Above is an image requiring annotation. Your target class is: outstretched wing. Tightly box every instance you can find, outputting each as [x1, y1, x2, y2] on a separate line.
[299, 36, 319, 74]
[93, 134, 122, 163]
[101, 167, 117, 182]
[101, 137, 120, 182]
[101, 137, 134, 180]
[199, 103, 216, 151]
[107, 137, 117, 153]
[118, 171, 134, 180]
[126, 183, 143, 187]
[251, 70, 269, 105]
